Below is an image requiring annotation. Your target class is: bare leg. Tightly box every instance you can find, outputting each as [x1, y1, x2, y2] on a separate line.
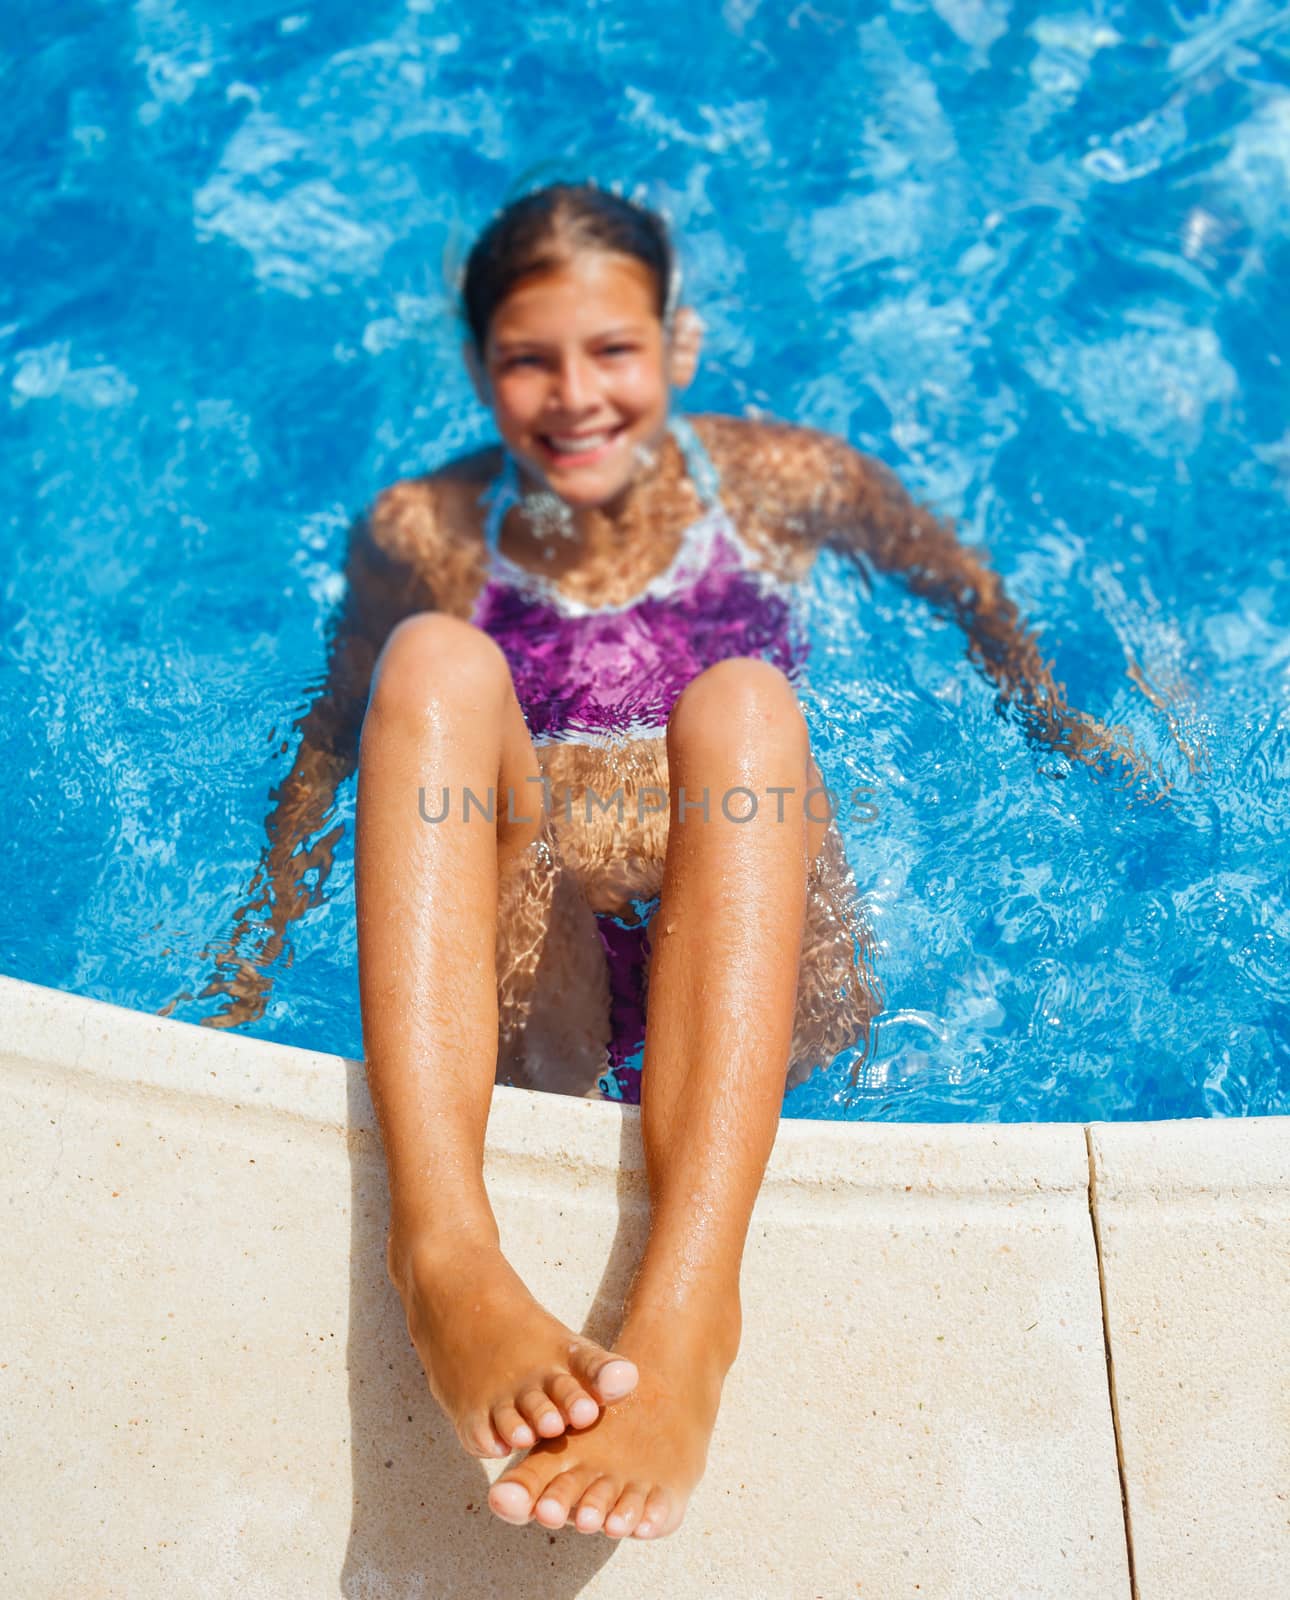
[489, 658, 827, 1537]
[356, 614, 637, 1458]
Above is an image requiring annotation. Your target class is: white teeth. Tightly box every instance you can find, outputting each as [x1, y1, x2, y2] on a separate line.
[545, 431, 615, 453]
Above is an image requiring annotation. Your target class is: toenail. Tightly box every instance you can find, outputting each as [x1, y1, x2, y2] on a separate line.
[537, 1498, 563, 1521]
[488, 1490, 528, 1524]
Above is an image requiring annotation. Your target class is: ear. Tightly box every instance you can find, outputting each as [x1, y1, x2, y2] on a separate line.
[463, 340, 491, 407]
[667, 307, 703, 390]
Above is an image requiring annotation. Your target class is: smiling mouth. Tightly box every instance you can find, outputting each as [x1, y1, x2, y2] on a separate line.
[536, 425, 626, 465]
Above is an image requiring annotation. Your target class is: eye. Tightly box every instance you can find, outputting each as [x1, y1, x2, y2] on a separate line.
[600, 342, 637, 358]
[499, 353, 543, 372]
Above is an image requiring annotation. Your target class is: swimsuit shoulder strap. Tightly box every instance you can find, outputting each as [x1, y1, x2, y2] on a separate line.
[668, 415, 724, 512]
[668, 412, 777, 580]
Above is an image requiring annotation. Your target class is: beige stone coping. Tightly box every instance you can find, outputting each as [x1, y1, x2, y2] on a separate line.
[1089, 1119, 1290, 1600]
[0, 972, 1283, 1597]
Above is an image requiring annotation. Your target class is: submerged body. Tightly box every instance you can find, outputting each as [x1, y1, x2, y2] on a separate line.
[370, 410, 881, 1105]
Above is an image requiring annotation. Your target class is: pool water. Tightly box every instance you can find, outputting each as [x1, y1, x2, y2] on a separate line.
[2, 0, 1287, 1121]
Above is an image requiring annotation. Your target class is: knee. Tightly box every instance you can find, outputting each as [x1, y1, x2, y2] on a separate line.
[367, 612, 509, 727]
[667, 657, 808, 757]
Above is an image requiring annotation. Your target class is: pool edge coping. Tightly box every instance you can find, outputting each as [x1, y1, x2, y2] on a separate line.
[5, 973, 1286, 1194]
[0, 972, 1104, 1192]
[6, 971, 1290, 1598]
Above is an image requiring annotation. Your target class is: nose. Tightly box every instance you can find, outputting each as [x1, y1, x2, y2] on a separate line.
[551, 352, 597, 415]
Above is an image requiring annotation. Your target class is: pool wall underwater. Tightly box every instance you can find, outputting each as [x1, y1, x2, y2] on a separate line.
[3, 973, 1286, 1598]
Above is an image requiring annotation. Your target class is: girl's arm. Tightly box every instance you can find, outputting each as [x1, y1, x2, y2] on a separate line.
[192, 485, 440, 1027]
[781, 425, 1164, 793]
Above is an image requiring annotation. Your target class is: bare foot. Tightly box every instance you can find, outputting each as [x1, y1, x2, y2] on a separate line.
[394, 1237, 639, 1457]
[487, 1315, 731, 1540]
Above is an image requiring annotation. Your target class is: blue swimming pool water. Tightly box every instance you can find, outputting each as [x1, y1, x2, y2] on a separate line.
[2, 1, 1287, 1121]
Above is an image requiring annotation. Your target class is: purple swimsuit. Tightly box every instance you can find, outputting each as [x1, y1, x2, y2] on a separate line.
[470, 416, 810, 1102]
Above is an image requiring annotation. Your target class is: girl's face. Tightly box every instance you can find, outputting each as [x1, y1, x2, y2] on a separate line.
[476, 249, 689, 511]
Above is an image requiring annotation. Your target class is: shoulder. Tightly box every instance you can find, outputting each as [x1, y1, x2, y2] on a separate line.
[696, 418, 955, 571]
[364, 445, 502, 565]
[689, 411, 860, 471]
[685, 412, 876, 553]
[357, 446, 503, 615]
[689, 412, 875, 501]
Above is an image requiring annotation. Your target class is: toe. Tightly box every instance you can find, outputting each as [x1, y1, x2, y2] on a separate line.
[487, 1478, 534, 1526]
[547, 1371, 598, 1430]
[569, 1342, 638, 1403]
[572, 1476, 618, 1534]
[459, 1413, 506, 1458]
[633, 1487, 673, 1540]
[603, 1484, 647, 1539]
[534, 1469, 594, 1531]
[490, 1403, 535, 1451]
[517, 1387, 565, 1438]
[488, 1454, 558, 1526]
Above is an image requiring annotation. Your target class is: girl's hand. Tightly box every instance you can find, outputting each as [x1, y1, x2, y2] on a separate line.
[195, 953, 275, 1030]
[1037, 708, 1175, 806]
[169, 823, 344, 1029]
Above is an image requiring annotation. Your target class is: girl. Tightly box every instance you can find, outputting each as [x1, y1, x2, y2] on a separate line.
[203, 182, 1157, 1541]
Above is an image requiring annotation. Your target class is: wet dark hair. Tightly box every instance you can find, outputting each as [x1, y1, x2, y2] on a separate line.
[461, 181, 676, 355]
